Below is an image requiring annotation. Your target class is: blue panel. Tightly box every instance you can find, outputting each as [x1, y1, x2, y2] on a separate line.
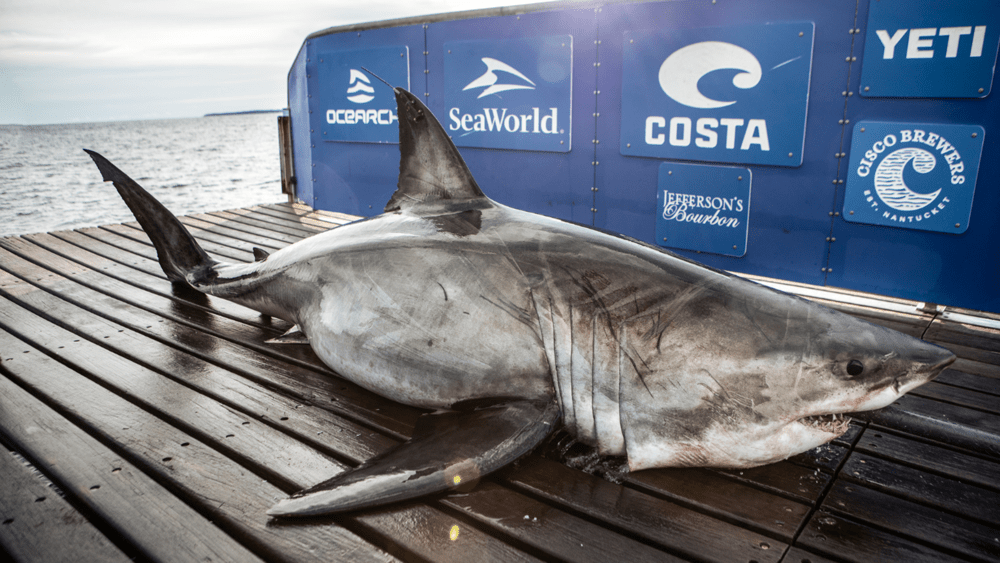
[443, 35, 573, 152]
[826, 0, 1000, 313]
[655, 162, 751, 257]
[620, 22, 814, 167]
[859, 0, 1000, 98]
[842, 121, 984, 234]
[595, 0, 857, 285]
[305, 25, 425, 216]
[427, 8, 597, 224]
[287, 43, 313, 205]
[316, 47, 410, 143]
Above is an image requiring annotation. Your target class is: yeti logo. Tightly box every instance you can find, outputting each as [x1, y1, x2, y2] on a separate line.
[658, 41, 763, 109]
[462, 58, 537, 98]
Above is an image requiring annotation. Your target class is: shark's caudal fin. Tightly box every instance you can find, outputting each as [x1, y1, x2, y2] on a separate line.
[84, 150, 218, 286]
[384, 88, 488, 213]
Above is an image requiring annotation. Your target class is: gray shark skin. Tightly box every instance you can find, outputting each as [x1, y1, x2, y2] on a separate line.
[84, 87, 955, 518]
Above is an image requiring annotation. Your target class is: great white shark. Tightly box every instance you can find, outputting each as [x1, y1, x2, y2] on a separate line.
[84, 87, 955, 518]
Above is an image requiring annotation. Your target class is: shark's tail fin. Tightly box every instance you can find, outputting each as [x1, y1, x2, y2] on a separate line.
[84, 149, 218, 286]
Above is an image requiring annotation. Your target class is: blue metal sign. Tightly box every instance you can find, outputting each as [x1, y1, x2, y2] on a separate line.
[859, 0, 1000, 98]
[843, 121, 984, 234]
[620, 22, 814, 167]
[443, 35, 572, 152]
[656, 162, 752, 257]
[318, 46, 410, 143]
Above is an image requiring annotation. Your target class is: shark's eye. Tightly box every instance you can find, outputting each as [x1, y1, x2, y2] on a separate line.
[846, 359, 865, 376]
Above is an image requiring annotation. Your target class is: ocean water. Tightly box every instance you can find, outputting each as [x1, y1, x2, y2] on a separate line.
[0, 114, 287, 237]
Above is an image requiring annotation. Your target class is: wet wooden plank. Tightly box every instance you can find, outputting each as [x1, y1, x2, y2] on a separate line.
[0, 365, 268, 563]
[503, 457, 783, 563]
[935, 368, 1000, 396]
[820, 480, 1000, 561]
[625, 467, 811, 541]
[910, 380, 1000, 416]
[210, 209, 325, 236]
[840, 452, 1000, 527]
[442, 480, 683, 562]
[0, 449, 133, 563]
[854, 427, 1000, 492]
[0, 327, 402, 562]
[225, 207, 334, 233]
[184, 212, 306, 246]
[177, 216, 286, 251]
[0, 245, 415, 447]
[24, 231, 284, 331]
[796, 510, 970, 563]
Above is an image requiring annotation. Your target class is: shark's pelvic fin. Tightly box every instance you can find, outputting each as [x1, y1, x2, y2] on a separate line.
[252, 247, 270, 262]
[384, 88, 488, 213]
[84, 149, 218, 286]
[267, 399, 560, 517]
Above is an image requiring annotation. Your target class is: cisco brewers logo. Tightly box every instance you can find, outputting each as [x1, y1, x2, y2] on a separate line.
[449, 57, 559, 136]
[855, 128, 964, 222]
[844, 121, 984, 234]
[621, 22, 814, 167]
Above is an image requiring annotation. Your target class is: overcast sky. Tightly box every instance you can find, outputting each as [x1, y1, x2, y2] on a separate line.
[1, 0, 549, 125]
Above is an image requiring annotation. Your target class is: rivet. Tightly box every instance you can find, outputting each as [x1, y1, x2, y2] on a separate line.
[842, 91, 848, 96]
[832, 179, 838, 184]
[560, 140, 564, 144]
[788, 152, 794, 157]
[424, 69, 429, 74]
[630, 39, 634, 44]
[828, 212, 835, 216]
[668, 170, 672, 175]
[835, 212, 840, 216]
[737, 176, 742, 180]
[663, 237, 667, 242]
[860, 127, 866, 132]
[626, 143, 631, 148]
[733, 245, 738, 250]
[799, 32, 804, 37]
[845, 119, 850, 123]
[972, 132, 978, 138]
[955, 223, 961, 228]
[848, 91, 853, 96]
[845, 57, 852, 62]
[838, 119, 844, 124]
[849, 210, 854, 215]
[979, 88, 985, 93]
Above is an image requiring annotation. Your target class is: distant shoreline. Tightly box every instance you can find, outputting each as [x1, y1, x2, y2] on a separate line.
[204, 110, 284, 117]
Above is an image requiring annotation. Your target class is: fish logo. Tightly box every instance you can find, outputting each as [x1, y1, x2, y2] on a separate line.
[658, 41, 762, 109]
[463, 58, 536, 98]
[347, 69, 375, 104]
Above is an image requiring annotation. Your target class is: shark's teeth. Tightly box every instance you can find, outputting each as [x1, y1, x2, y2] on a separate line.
[799, 413, 852, 433]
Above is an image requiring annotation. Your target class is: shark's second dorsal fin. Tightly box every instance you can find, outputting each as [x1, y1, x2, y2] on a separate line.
[384, 88, 488, 213]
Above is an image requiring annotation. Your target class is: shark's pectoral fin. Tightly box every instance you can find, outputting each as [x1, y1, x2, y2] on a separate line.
[264, 325, 309, 345]
[267, 399, 560, 518]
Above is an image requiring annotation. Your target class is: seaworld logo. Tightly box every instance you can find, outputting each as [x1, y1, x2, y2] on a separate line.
[854, 128, 966, 223]
[462, 58, 536, 98]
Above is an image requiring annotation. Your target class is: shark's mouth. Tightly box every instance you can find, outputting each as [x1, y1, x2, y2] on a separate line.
[797, 413, 851, 434]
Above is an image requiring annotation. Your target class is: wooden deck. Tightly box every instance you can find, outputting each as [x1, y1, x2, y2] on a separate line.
[1, 202, 998, 563]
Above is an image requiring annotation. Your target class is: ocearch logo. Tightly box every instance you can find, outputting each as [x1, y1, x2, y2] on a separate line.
[658, 41, 763, 109]
[346, 69, 375, 104]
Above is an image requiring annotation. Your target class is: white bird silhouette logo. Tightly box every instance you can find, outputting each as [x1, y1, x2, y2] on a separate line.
[463, 58, 536, 98]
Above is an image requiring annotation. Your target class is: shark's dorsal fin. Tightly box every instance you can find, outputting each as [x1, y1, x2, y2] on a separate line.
[384, 88, 488, 213]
